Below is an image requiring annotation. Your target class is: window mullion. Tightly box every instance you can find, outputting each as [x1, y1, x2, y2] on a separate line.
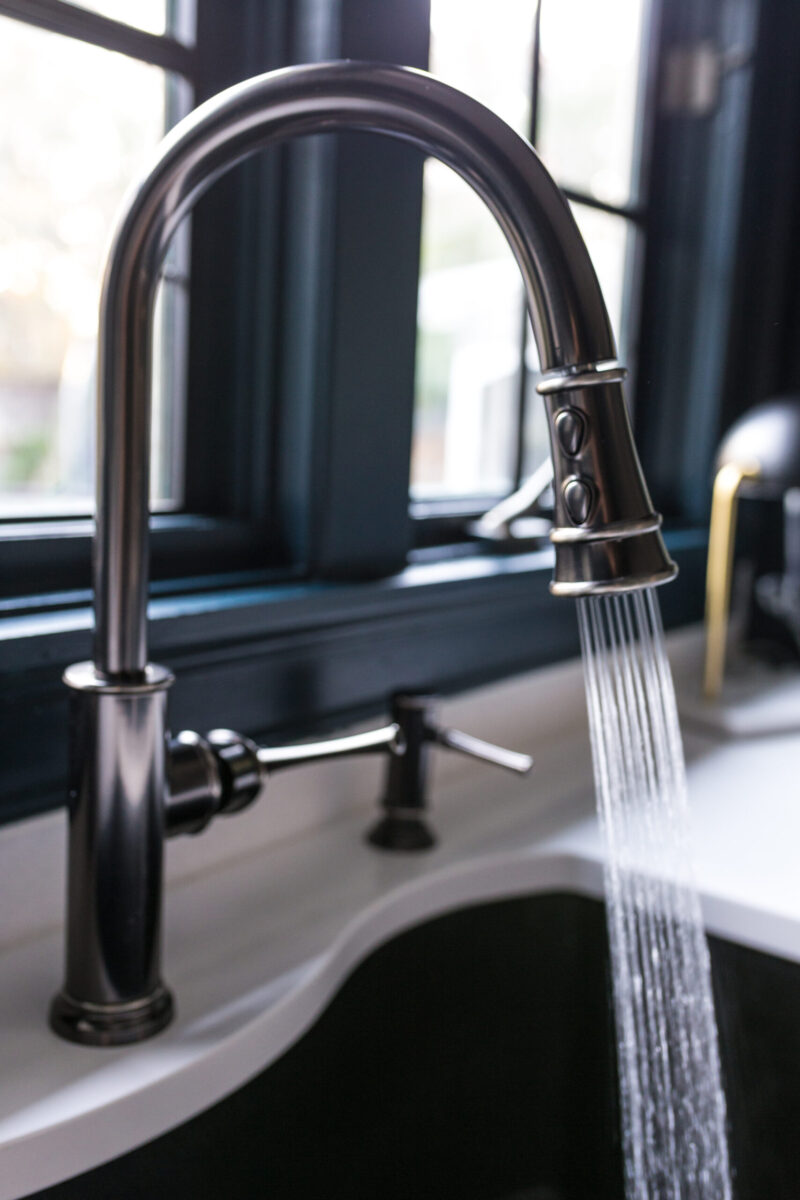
[561, 188, 647, 225]
[276, 0, 431, 580]
[512, 0, 544, 492]
[182, 0, 288, 539]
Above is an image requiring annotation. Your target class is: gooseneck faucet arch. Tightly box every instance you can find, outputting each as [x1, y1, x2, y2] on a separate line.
[53, 62, 676, 1045]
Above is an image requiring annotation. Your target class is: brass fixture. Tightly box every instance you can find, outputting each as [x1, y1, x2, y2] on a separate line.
[703, 395, 800, 698]
[704, 461, 760, 698]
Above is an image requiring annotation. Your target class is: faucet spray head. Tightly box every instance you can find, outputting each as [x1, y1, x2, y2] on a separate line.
[542, 365, 678, 596]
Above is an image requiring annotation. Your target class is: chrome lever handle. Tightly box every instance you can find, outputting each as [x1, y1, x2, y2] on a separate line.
[433, 726, 533, 774]
[257, 723, 403, 772]
[167, 721, 403, 837]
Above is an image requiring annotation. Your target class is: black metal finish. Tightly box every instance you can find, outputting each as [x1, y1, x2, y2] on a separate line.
[50, 663, 175, 1046]
[92, 59, 619, 677]
[49, 984, 174, 1050]
[53, 59, 668, 1045]
[205, 729, 263, 815]
[164, 731, 222, 837]
[366, 694, 532, 853]
[165, 721, 403, 839]
[543, 375, 677, 594]
[367, 695, 437, 851]
[166, 692, 525, 856]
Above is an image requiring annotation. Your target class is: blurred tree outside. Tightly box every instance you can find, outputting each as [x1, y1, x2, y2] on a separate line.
[0, 10, 167, 513]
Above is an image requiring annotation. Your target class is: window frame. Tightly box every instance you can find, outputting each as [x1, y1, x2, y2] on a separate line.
[0, 0, 297, 582]
[0, 0, 735, 827]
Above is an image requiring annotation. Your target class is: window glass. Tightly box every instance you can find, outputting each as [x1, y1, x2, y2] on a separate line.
[64, 0, 168, 36]
[411, 0, 535, 500]
[570, 203, 630, 348]
[537, 0, 646, 207]
[0, 17, 181, 515]
[413, 166, 528, 499]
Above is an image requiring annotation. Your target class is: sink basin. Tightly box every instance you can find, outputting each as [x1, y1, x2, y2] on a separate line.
[27, 891, 800, 1200]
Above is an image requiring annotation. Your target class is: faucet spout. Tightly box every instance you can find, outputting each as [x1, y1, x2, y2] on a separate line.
[93, 60, 671, 678]
[52, 61, 675, 1045]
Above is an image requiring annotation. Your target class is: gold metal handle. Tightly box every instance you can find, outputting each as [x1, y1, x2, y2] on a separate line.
[703, 461, 761, 699]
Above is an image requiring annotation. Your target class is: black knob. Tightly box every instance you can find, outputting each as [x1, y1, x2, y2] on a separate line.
[563, 477, 594, 525]
[555, 406, 586, 457]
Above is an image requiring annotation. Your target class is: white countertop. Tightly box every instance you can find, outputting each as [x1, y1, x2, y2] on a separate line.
[0, 626, 799, 1198]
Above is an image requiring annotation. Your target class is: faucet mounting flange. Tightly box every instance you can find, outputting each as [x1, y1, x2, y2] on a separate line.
[52, 662, 175, 1045]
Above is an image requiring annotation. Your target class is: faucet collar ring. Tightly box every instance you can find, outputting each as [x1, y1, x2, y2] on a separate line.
[550, 514, 663, 544]
[50, 984, 174, 1047]
[537, 364, 627, 394]
[550, 565, 678, 597]
[63, 661, 174, 695]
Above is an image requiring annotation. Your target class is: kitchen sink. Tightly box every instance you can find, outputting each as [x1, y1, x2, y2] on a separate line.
[28, 891, 800, 1199]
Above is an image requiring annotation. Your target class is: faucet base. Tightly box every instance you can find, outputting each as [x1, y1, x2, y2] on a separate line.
[49, 985, 174, 1047]
[365, 812, 437, 853]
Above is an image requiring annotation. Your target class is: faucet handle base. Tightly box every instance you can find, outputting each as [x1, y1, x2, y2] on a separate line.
[365, 810, 437, 853]
[49, 983, 174, 1047]
[365, 693, 532, 853]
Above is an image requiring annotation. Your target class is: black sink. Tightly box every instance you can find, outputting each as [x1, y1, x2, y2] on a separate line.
[30, 893, 800, 1199]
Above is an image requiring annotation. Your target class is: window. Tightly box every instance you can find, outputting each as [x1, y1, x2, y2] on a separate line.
[0, 0, 284, 601]
[1, 0, 735, 825]
[0, 2, 190, 516]
[412, 0, 649, 512]
[64, 0, 168, 34]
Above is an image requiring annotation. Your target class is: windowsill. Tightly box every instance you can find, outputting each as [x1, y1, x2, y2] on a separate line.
[1, 544, 557, 665]
[1, 527, 708, 666]
[0, 514, 281, 602]
[0, 528, 708, 826]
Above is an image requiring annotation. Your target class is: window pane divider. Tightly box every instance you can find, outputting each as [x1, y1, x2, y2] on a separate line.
[561, 186, 646, 226]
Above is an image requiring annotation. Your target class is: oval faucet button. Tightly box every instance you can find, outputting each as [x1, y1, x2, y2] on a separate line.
[555, 407, 586, 457]
[563, 477, 594, 525]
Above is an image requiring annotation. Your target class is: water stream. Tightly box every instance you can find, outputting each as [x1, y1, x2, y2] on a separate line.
[577, 588, 732, 1200]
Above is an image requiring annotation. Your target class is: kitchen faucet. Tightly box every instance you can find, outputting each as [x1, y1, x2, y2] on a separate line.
[50, 61, 676, 1046]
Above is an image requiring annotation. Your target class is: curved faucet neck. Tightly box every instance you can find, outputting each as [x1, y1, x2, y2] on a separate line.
[93, 60, 616, 676]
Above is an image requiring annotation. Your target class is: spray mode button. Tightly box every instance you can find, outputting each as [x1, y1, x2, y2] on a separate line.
[555, 407, 586, 457]
[563, 477, 594, 525]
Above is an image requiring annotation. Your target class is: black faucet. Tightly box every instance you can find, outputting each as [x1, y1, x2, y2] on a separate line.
[50, 61, 675, 1047]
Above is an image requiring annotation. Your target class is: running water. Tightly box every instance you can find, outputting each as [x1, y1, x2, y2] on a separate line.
[577, 588, 731, 1200]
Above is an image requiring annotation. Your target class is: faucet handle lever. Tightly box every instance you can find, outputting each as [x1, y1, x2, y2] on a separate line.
[167, 722, 403, 837]
[258, 723, 402, 772]
[365, 693, 533, 853]
[432, 726, 533, 774]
